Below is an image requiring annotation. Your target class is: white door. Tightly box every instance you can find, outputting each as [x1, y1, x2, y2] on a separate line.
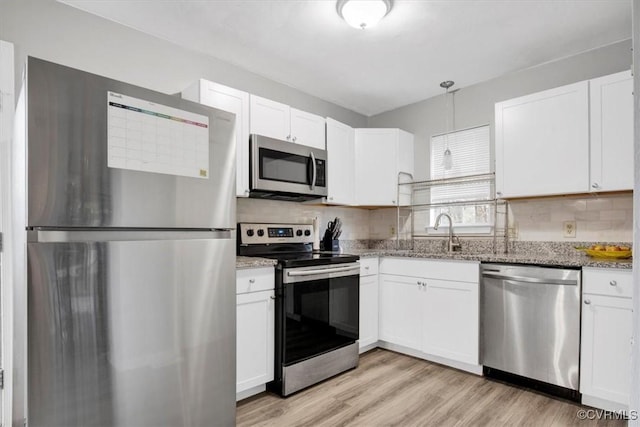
[378, 274, 422, 350]
[589, 71, 634, 192]
[290, 108, 325, 149]
[580, 294, 632, 405]
[326, 118, 355, 205]
[249, 95, 290, 141]
[236, 290, 275, 395]
[355, 129, 398, 206]
[495, 81, 590, 197]
[188, 81, 250, 197]
[422, 279, 479, 365]
[358, 273, 379, 351]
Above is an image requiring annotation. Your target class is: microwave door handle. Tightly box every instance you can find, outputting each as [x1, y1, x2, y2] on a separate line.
[310, 151, 317, 190]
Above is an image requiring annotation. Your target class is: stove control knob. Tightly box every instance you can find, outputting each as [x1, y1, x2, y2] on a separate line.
[304, 229, 311, 236]
[246, 229, 254, 237]
[257, 229, 265, 237]
[296, 229, 303, 236]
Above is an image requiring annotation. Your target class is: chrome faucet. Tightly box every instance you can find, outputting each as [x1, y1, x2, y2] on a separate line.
[434, 213, 462, 253]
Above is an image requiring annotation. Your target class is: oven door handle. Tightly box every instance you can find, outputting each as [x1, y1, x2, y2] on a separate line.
[287, 265, 360, 277]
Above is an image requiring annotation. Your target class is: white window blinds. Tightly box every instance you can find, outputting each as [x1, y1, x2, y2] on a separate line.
[429, 125, 492, 229]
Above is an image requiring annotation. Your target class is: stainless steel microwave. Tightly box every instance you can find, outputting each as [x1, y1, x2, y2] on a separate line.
[249, 134, 327, 201]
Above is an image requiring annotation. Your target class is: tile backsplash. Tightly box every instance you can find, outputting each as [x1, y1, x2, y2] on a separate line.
[237, 193, 633, 243]
[508, 193, 633, 242]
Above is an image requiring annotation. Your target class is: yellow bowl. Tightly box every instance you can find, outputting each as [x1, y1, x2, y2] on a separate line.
[579, 248, 632, 259]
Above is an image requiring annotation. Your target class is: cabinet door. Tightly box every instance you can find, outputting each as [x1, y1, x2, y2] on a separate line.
[378, 274, 422, 350]
[355, 129, 398, 206]
[249, 95, 290, 141]
[200, 81, 250, 197]
[290, 108, 325, 149]
[495, 81, 589, 197]
[359, 273, 379, 351]
[580, 294, 632, 405]
[589, 71, 633, 192]
[236, 290, 275, 394]
[422, 279, 479, 365]
[326, 118, 355, 205]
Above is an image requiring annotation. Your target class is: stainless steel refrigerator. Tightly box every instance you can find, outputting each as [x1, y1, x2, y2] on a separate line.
[11, 57, 236, 426]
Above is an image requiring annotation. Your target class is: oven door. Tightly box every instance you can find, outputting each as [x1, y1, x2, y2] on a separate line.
[281, 263, 359, 365]
[250, 134, 327, 197]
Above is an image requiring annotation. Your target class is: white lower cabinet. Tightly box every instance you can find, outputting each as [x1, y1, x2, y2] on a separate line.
[236, 267, 275, 400]
[422, 278, 479, 365]
[378, 274, 422, 349]
[580, 268, 633, 411]
[378, 258, 480, 371]
[358, 257, 379, 351]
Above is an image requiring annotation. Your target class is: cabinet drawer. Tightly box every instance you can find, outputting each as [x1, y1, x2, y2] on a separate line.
[583, 268, 632, 298]
[236, 267, 275, 294]
[359, 257, 379, 276]
[380, 257, 479, 283]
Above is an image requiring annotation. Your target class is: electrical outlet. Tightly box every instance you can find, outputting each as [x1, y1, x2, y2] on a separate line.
[507, 223, 518, 239]
[390, 226, 396, 236]
[563, 221, 576, 238]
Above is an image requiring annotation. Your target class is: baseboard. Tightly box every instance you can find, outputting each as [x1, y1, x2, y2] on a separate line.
[236, 384, 266, 402]
[358, 341, 379, 354]
[582, 394, 629, 413]
[377, 341, 483, 375]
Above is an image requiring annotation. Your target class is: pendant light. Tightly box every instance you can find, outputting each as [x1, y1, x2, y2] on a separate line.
[440, 80, 455, 171]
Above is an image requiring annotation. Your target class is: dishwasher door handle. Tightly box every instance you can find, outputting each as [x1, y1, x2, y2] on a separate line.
[482, 272, 578, 286]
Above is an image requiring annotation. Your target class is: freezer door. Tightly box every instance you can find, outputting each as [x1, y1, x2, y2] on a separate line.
[25, 57, 235, 228]
[27, 237, 236, 427]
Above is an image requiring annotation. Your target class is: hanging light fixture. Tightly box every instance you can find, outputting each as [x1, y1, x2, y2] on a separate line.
[440, 80, 455, 171]
[337, 0, 392, 30]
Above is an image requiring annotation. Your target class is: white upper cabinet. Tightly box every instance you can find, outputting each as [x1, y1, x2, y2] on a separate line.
[326, 118, 355, 205]
[355, 128, 414, 206]
[495, 81, 590, 198]
[182, 79, 250, 197]
[290, 108, 326, 149]
[250, 95, 325, 149]
[249, 95, 291, 141]
[495, 71, 634, 198]
[589, 71, 633, 192]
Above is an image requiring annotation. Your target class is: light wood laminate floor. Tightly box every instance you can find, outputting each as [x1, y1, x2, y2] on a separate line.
[237, 349, 626, 427]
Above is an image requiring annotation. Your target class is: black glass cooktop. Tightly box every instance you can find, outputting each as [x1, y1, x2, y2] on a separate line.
[259, 251, 359, 268]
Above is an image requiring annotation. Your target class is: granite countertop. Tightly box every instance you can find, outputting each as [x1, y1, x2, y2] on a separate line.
[236, 256, 277, 269]
[346, 249, 633, 270]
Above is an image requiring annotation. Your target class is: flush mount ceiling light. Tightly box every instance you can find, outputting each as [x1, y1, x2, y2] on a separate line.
[337, 0, 392, 30]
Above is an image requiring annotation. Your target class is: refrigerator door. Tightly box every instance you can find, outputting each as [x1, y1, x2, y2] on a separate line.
[27, 234, 236, 427]
[25, 57, 235, 229]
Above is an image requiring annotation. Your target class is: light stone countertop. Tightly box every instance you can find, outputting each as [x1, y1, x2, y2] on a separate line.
[346, 249, 633, 270]
[235, 250, 632, 270]
[236, 256, 277, 269]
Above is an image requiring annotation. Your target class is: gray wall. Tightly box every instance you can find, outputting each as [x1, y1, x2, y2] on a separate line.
[368, 40, 632, 181]
[0, 0, 367, 128]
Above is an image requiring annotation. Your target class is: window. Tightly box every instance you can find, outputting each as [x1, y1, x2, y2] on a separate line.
[428, 125, 492, 234]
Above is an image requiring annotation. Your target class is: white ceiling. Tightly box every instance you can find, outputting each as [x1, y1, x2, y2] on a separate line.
[61, 0, 631, 116]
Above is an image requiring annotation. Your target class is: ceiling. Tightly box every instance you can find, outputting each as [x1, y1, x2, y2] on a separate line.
[60, 0, 631, 116]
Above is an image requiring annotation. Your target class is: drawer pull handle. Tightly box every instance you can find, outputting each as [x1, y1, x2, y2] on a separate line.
[249, 279, 255, 284]
[365, 266, 370, 270]
[609, 280, 617, 286]
[270, 296, 276, 300]
[584, 299, 591, 305]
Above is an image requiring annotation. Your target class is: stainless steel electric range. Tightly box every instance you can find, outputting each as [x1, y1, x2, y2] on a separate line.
[237, 222, 360, 396]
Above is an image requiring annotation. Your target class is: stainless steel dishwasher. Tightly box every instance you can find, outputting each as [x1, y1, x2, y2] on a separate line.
[481, 263, 581, 394]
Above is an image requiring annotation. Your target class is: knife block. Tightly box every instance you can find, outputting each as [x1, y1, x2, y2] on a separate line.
[322, 236, 340, 252]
